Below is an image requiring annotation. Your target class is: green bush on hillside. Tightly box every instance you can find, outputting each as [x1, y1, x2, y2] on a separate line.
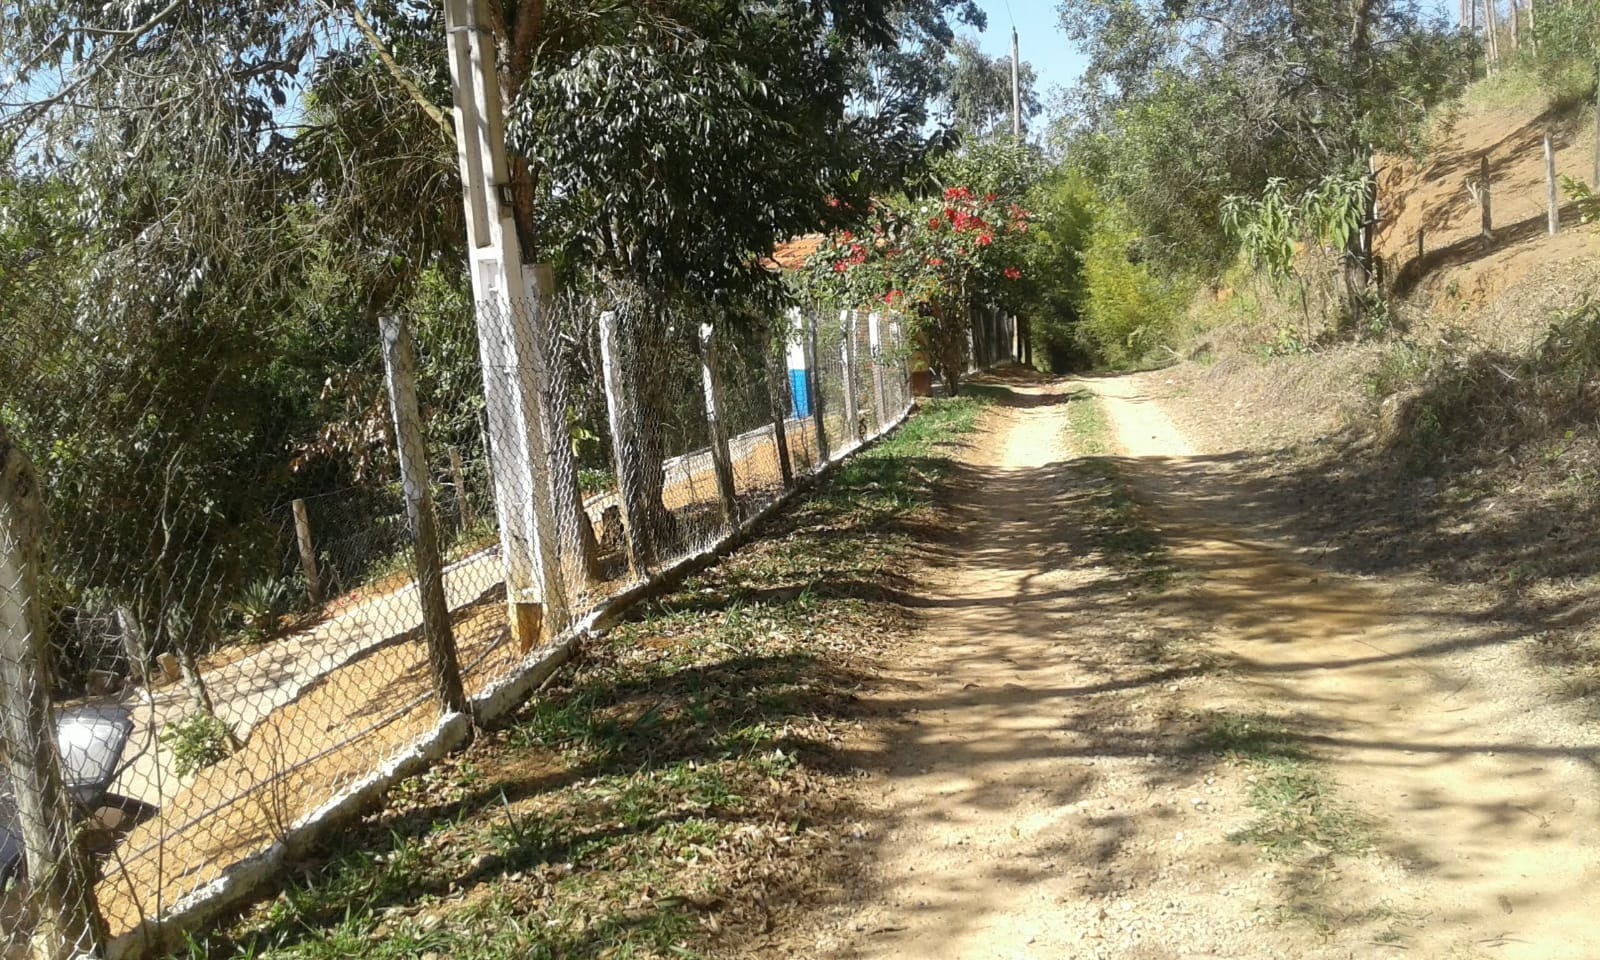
[1077, 213, 1186, 368]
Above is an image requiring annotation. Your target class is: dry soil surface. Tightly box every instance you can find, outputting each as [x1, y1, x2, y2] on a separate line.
[815, 374, 1600, 959]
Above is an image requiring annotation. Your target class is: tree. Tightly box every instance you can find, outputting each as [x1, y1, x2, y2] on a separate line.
[941, 37, 1042, 138]
[1057, 0, 1473, 279]
[798, 178, 1032, 395]
[0, 3, 331, 719]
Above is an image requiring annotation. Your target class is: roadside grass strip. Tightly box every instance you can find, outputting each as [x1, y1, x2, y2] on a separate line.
[180, 397, 987, 960]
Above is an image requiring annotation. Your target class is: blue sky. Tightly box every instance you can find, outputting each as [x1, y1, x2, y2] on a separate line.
[964, 0, 1087, 106]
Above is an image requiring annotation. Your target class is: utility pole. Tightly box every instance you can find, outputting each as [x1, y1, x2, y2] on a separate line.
[442, 0, 568, 646]
[1011, 28, 1022, 139]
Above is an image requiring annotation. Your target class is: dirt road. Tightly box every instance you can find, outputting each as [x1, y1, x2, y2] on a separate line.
[824, 374, 1600, 959]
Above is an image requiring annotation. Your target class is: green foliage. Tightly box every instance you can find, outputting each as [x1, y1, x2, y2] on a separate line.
[940, 37, 1042, 138]
[1016, 170, 1099, 369]
[1528, 0, 1600, 87]
[1222, 175, 1369, 288]
[233, 578, 296, 644]
[1077, 210, 1185, 367]
[162, 712, 235, 779]
[1220, 173, 1376, 345]
[507, 0, 986, 307]
[795, 169, 1033, 392]
[1058, 0, 1472, 279]
[1562, 175, 1600, 225]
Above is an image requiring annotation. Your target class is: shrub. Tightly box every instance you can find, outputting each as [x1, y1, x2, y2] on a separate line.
[1077, 213, 1185, 367]
[162, 711, 235, 778]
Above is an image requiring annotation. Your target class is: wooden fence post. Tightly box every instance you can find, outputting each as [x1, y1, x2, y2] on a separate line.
[0, 427, 107, 960]
[291, 498, 321, 607]
[869, 312, 889, 430]
[699, 322, 740, 526]
[379, 316, 468, 715]
[805, 310, 830, 463]
[765, 349, 796, 490]
[1480, 153, 1493, 240]
[839, 311, 861, 442]
[1545, 131, 1560, 236]
[448, 446, 474, 532]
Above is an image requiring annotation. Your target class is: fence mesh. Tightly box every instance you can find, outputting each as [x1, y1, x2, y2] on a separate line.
[0, 284, 953, 956]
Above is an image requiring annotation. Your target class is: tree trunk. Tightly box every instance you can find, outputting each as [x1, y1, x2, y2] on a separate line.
[1485, 0, 1500, 73]
[698, 322, 740, 527]
[765, 348, 795, 490]
[528, 266, 602, 590]
[0, 427, 109, 960]
[619, 301, 679, 554]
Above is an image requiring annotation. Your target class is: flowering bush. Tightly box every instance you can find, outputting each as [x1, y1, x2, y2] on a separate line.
[798, 186, 1030, 393]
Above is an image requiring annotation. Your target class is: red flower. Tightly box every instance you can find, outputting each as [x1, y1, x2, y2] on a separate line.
[840, 230, 853, 242]
[883, 289, 904, 304]
[928, 257, 945, 267]
[977, 233, 993, 246]
[928, 217, 943, 230]
[832, 261, 848, 273]
[944, 186, 973, 201]
[827, 197, 840, 208]
[985, 192, 998, 202]
[1004, 266, 1022, 280]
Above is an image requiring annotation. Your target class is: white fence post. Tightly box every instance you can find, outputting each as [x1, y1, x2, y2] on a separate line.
[597, 308, 651, 575]
[698, 322, 740, 525]
[1545, 132, 1561, 236]
[869, 312, 888, 428]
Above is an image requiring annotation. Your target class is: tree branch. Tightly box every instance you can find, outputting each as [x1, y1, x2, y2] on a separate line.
[334, 0, 455, 143]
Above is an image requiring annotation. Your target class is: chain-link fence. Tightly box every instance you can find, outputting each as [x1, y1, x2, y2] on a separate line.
[0, 284, 990, 958]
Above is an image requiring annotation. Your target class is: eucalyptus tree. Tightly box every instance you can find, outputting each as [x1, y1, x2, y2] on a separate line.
[0, 2, 328, 715]
[941, 37, 1042, 139]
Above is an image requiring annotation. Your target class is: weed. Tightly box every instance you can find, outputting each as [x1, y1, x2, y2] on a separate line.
[1364, 340, 1435, 401]
[1198, 712, 1305, 763]
[161, 711, 235, 778]
[1197, 711, 1372, 861]
[1062, 392, 1175, 589]
[232, 577, 296, 642]
[1234, 761, 1373, 860]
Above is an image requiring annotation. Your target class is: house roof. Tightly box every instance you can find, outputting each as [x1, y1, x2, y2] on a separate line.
[765, 233, 825, 273]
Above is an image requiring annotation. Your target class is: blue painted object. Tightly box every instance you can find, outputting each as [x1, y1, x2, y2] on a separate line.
[789, 369, 811, 419]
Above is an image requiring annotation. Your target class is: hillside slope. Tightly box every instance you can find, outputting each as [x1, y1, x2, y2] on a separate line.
[1159, 79, 1600, 716]
[1375, 94, 1600, 346]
